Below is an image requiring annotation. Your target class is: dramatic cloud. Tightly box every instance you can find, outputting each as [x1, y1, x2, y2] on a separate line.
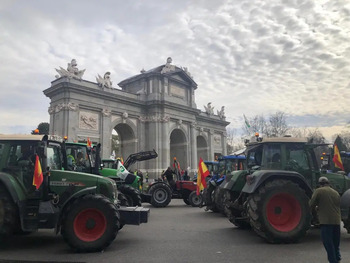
[1, 0, 349, 141]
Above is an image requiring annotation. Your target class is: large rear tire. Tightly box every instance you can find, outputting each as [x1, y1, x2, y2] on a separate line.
[118, 184, 142, 206]
[61, 194, 120, 252]
[247, 179, 310, 243]
[189, 191, 203, 207]
[148, 183, 172, 208]
[0, 185, 16, 239]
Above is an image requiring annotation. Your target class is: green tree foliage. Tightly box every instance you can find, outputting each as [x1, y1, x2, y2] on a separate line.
[31, 122, 49, 135]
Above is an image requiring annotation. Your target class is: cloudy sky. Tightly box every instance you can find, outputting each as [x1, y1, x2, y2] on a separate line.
[1, 0, 350, 142]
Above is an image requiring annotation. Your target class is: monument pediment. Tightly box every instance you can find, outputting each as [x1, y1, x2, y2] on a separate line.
[118, 57, 197, 89]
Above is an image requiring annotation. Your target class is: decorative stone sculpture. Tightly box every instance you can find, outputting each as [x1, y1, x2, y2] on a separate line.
[55, 59, 86, 80]
[160, 57, 176, 74]
[204, 102, 214, 116]
[217, 106, 226, 120]
[96, 72, 113, 89]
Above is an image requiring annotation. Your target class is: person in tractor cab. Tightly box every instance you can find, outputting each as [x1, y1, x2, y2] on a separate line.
[309, 176, 341, 263]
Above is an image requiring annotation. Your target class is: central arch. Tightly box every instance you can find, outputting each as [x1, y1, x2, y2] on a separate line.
[170, 129, 187, 171]
[113, 123, 136, 161]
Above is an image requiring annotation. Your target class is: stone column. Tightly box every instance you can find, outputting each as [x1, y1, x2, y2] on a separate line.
[190, 122, 197, 175]
[101, 109, 112, 158]
[209, 129, 214, 161]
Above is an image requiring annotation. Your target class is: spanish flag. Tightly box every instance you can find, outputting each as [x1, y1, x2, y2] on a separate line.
[333, 142, 344, 171]
[196, 158, 210, 195]
[32, 155, 43, 189]
[87, 138, 92, 148]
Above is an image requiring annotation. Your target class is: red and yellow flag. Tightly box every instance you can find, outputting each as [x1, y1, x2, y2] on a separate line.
[87, 138, 92, 148]
[333, 143, 344, 171]
[196, 158, 210, 195]
[32, 155, 43, 189]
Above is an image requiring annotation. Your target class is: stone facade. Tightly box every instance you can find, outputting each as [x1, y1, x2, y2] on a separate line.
[44, 58, 229, 178]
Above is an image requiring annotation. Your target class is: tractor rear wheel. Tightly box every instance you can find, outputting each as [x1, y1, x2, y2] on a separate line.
[189, 191, 203, 207]
[0, 185, 16, 239]
[118, 184, 142, 206]
[247, 179, 310, 243]
[62, 194, 120, 252]
[148, 183, 172, 207]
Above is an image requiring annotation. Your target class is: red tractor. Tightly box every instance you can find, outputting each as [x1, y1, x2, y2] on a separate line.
[144, 159, 202, 208]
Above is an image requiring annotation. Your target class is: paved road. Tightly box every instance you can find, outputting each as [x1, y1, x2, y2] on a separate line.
[0, 199, 349, 263]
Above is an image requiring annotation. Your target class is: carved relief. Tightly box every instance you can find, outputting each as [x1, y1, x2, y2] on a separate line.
[214, 135, 221, 145]
[79, 111, 98, 130]
[170, 84, 185, 98]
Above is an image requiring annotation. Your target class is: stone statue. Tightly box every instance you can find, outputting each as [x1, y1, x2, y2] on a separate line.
[161, 57, 176, 74]
[96, 72, 113, 89]
[55, 59, 86, 80]
[217, 106, 226, 120]
[204, 102, 214, 116]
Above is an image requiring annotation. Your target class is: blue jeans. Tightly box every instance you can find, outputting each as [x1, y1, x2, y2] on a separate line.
[320, 224, 341, 263]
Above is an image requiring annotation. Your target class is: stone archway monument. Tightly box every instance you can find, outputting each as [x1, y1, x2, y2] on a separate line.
[44, 57, 229, 178]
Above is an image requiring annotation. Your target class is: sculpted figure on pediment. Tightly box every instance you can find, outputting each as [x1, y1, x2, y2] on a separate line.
[161, 57, 176, 74]
[96, 72, 113, 89]
[55, 59, 85, 80]
[204, 102, 214, 116]
[217, 106, 226, 120]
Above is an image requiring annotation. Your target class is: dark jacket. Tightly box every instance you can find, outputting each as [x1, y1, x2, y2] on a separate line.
[309, 185, 341, 225]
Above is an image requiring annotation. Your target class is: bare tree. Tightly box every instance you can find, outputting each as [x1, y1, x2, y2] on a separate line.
[242, 111, 289, 137]
[268, 111, 289, 137]
[242, 114, 268, 136]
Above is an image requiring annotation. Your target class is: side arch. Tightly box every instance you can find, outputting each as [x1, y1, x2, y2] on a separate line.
[169, 127, 188, 172]
[111, 118, 137, 160]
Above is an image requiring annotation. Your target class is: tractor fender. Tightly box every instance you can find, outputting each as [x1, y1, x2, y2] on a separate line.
[242, 170, 313, 197]
[0, 172, 26, 203]
[59, 186, 97, 209]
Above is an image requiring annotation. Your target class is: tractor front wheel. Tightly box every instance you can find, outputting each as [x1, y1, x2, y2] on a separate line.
[62, 194, 120, 252]
[0, 185, 16, 239]
[148, 183, 172, 208]
[118, 184, 142, 206]
[247, 179, 310, 243]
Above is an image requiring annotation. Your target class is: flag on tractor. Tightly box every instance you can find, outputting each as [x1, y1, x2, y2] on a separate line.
[333, 136, 344, 171]
[32, 154, 43, 189]
[243, 114, 251, 128]
[196, 158, 210, 195]
[87, 138, 92, 147]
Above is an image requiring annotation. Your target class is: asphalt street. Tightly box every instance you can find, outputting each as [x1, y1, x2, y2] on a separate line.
[0, 199, 349, 263]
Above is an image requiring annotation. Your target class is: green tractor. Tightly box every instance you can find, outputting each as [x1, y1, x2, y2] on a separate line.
[221, 135, 350, 243]
[64, 142, 157, 206]
[0, 135, 149, 252]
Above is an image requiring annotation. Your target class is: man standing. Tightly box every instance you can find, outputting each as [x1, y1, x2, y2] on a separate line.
[309, 176, 341, 263]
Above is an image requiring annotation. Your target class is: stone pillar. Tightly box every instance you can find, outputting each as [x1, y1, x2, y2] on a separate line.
[101, 109, 112, 158]
[190, 122, 197, 175]
[209, 129, 214, 161]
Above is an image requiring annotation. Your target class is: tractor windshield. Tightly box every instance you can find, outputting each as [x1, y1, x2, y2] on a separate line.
[47, 142, 62, 171]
